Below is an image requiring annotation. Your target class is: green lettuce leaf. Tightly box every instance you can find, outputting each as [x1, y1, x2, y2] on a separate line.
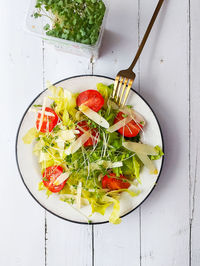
[121, 155, 142, 183]
[91, 200, 112, 216]
[97, 83, 113, 106]
[59, 183, 72, 195]
[33, 138, 44, 156]
[38, 181, 52, 197]
[48, 83, 79, 124]
[132, 156, 141, 183]
[23, 128, 38, 144]
[107, 188, 140, 198]
[101, 195, 121, 224]
[110, 198, 121, 224]
[150, 145, 164, 160]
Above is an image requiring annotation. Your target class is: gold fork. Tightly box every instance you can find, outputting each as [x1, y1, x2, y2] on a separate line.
[112, 0, 164, 106]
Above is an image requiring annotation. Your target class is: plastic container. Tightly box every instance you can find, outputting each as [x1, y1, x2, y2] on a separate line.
[25, 0, 108, 60]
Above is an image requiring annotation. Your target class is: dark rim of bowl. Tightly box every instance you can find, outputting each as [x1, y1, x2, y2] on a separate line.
[15, 74, 165, 225]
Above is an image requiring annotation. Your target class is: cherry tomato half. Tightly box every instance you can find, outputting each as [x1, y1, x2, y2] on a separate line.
[76, 121, 99, 147]
[36, 107, 58, 133]
[114, 111, 142, 138]
[43, 165, 66, 193]
[102, 173, 131, 191]
[76, 90, 104, 112]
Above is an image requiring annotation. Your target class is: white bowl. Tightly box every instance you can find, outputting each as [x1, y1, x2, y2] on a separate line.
[16, 75, 164, 224]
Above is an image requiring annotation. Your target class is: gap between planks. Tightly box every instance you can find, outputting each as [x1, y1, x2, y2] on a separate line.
[42, 40, 48, 266]
[91, 57, 95, 266]
[45, 211, 47, 266]
[187, 0, 199, 265]
[138, 0, 142, 265]
[188, 0, 192, 265]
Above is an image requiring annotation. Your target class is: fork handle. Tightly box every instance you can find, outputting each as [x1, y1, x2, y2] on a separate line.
[128, 0, 164, 71]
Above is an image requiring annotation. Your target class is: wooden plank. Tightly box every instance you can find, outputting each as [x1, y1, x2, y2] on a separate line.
[2, 0, 198, 265]
[94, 214, 140, 266]
[139, 0, 190, 265]
[93, 1, 141, 265]
[94, 0, 140, 89]
[46, 215, 92, 266]
[0, 1, 45, 266]
[43, 43, 93, 266]
[190, 0, 200, 265]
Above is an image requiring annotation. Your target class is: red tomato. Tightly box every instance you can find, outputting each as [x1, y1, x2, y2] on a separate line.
[102, 173, 131, 191]
[76, 90, 104, 112]
[76, 121, 99, 147]
[43, 165, 66, 193]
[114, 111, 142, 138]
[36, 107, 58, 133]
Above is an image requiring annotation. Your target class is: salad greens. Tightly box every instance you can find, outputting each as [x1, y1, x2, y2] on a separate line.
[33, 0, 106, 45]
[23, 82, 163, 224]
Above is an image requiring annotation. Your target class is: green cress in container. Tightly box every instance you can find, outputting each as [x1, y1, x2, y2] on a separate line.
[25, 0, 108, 60]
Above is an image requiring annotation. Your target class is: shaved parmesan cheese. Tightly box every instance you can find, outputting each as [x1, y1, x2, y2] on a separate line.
[53, 171, 70, 186]
[120, 106, 145, 126]
[137, 153, 158, 175]
[37, 97, 47, 131]
[110, 161, 123, 168]
[90, 160, 123, 170]
[76, 182, 82, 209]
[55, 139, 65, 150]
[59, 130, 79, 141]
[38, 110, 54, 117]
[79, 104, 109, 129]
[107, 116, 132, 133]
[39, 151, 51, 163]
[65, 131, 91, 155]
[76, 124, 88, 134]
[122, 142, 158, 155]
[100, 161, 123, 169]
[76, 125, 98, 142]
[73, 130, 80, 134]
[55, 130, 78, 150]
[122, 142, 158, 175]
[99, 160, 123, 169]
[29, 108, 55, 117]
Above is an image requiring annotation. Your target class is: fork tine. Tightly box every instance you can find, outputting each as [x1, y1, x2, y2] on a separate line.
[116, 77, 124, 101]
[112, 75, 120, 99]
[118, 78, 128, 105]
[121, 79, 133, 106]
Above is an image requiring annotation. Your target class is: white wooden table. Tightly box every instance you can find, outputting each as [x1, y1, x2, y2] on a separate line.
[1, 0, 199, 265]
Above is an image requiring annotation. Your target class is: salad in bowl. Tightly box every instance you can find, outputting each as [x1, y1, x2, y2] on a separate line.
[22, 81, 163, 224]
